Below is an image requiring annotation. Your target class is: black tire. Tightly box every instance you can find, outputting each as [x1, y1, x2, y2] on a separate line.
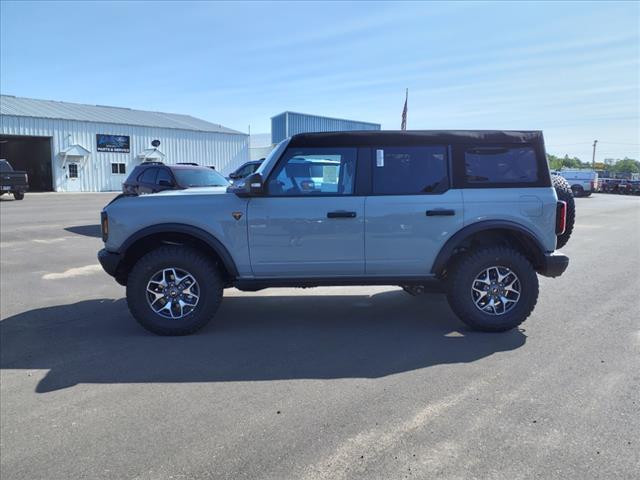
[126, 245, 223, 335]
[551, 174, 575, 249]
[571, 184, 584, 197]
[13, 191, 24, 200]
[446, 246, 539, 332]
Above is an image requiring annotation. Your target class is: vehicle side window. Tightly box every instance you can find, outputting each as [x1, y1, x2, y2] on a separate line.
[139, 168, 158, 184]
[372, 146, 448, 195]
[237, 164, 256, 177]
[465, 146, 538, 184]
[267, 148, 357, 196]
[156, 168, 173, 185]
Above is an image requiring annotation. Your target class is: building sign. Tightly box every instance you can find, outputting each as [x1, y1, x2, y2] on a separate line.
[96, 134, 130, 153]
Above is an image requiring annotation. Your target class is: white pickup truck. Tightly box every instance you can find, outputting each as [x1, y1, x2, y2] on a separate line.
[552, 170, 598, 197]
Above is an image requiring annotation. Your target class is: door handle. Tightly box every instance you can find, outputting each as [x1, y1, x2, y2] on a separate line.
[426, 209, 455, 216]
[327, 211, 357, 219]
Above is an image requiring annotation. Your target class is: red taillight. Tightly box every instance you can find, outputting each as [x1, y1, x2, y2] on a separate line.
[556, 201, 567, 236]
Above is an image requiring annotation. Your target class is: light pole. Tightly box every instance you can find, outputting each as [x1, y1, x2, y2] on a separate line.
[592, 140, 598, 169]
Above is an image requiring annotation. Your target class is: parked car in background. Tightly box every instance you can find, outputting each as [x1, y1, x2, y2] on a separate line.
[0, 159, 28, 200]
[227, 159, 264, 183]
[553, 170, 598, 197]
[122, 162, 229, 195]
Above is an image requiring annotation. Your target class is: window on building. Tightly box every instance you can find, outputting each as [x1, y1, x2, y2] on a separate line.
[465, 146, 538, 184]
[139, 168, 158, 184]
[372, 146, 448, 195]
[111, 163, 126, 174]
[68, 163, 78, 178]
[267, 148, 357, 196]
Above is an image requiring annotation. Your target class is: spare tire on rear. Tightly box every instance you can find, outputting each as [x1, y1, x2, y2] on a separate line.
[551, 174, 575, 249]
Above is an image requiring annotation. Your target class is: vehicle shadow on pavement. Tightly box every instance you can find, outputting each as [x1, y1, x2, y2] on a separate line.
[0, 290, 526, 393]
[64, 224, 102, 238]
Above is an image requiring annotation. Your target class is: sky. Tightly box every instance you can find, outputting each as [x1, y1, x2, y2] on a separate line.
[1, 0, 638, 161]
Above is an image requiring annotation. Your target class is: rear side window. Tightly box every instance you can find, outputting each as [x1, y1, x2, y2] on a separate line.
[372, 146, 448, 195]
[139, 168, 158, 184]
[465, 146, 538, 184]
[156, 168, 174, 185]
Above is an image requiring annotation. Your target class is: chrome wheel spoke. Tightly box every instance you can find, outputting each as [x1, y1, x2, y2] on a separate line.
[471, 265, 521, 316]
[146, 267, 200, 320]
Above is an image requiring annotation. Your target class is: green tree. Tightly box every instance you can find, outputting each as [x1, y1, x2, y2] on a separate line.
[561, 155, 583, 169]
[612, 158, 640, 174]
[546, 154, 563, 171]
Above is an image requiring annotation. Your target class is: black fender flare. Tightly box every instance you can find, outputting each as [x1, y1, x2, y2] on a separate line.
[119, 223, 239, 278]
[431, 220, 546, 275]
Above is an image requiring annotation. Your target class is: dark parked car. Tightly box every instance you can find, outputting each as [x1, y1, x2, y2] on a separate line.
[122, 162, 229, 195]
[227, 159, 264, 183]
[0, 159, 28, 200]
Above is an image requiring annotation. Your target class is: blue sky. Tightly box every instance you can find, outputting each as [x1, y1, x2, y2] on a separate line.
[1, 1, 638, 161]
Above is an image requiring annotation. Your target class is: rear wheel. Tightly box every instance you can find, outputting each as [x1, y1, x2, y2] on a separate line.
[126, 246, 223, 335]
[571, 184, 584, 197]
[446, 246, 539, 332]
[13, 191, 24, 200]
[551, 174, 575, 249]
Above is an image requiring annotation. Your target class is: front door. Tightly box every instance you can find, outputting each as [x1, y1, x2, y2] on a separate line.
[65, 162, 82, 192]
[365, 145, 463, 275]
[248, 146, 364, 277]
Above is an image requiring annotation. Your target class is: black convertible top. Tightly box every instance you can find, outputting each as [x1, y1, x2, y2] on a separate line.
[288, 130, 544, 148]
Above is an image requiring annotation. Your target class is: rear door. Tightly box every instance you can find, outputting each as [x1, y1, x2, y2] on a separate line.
[455, 144, 557, 252]
[365, 145, 463, 275]
[247, 146, 365, 277]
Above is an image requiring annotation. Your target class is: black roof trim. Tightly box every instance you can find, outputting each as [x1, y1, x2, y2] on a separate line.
[288, 130, 544, 147]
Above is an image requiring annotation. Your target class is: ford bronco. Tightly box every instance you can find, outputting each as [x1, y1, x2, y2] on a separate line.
[98, 131, 571, 335]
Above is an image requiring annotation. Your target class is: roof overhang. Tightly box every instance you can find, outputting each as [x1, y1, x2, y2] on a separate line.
[59, 144, 91, 157]
[137, 148, 165, 160]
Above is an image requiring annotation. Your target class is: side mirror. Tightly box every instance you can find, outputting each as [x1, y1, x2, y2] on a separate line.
[247, 173, 264, 194]
[231, 172, 264, 197]
[228, 172, 240, 180]
[158, 179, 174, 188]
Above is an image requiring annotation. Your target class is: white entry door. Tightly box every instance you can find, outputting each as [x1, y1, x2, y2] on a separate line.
[109, 162, 128, 191]
[66, 163, 82, 192]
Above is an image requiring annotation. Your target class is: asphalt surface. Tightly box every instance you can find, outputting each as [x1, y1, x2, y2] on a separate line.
[1, 192, 639, 480]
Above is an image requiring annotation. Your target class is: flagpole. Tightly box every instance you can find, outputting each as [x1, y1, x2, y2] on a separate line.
[401, 88, 408, 130]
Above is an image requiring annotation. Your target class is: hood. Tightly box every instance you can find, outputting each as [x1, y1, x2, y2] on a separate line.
[149, 186, 230, 197]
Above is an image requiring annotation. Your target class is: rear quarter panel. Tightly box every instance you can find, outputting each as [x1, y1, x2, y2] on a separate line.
[462, 187, 558, 252]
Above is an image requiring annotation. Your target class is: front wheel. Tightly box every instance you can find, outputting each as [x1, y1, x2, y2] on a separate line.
[13, 191, 24, 200]
[446, 246, 539, 332]
[126, 246, 223, 335]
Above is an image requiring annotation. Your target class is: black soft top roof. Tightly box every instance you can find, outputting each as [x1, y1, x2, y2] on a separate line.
[288, 130, 544, 148]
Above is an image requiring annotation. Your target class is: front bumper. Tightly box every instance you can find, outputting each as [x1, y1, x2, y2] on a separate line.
[538, 252, 569, 278]
[98, 248, 122, 279]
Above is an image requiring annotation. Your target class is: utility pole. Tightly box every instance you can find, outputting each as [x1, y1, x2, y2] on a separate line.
[592, 139, 598, 169]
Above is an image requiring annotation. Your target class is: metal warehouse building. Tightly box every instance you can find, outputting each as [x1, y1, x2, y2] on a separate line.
[0, 95, 248, 192]
[271, 111, 381, 144]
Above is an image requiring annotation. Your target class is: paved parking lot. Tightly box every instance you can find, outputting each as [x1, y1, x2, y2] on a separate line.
[1, 192, 639, 480]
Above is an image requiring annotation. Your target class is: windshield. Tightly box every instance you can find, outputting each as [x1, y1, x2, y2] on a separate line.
[173, 168, 229, 187]
[255, 139, 289, 176]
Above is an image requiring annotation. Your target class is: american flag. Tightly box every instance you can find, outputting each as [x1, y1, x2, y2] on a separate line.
[401, 89, 408, 130]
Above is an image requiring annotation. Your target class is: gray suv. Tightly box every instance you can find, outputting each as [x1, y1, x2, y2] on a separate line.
[98, 131, 570, 335]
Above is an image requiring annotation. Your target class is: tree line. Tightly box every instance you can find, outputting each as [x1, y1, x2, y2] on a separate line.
[546, 154, 640, 174]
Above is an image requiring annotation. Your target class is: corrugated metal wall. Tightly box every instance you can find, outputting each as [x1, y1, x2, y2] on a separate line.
[0, 115, 249, 192]
[271, 111, 380, 144]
